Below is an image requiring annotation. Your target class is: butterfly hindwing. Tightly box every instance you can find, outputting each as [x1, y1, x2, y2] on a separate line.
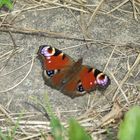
[61, 65, 110, 98]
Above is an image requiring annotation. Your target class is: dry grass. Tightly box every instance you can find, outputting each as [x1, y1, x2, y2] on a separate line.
[0, 0, 140, 139]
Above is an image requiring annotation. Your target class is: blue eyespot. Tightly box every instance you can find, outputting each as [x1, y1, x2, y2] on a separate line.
[77, 84, 85, 93]
[46, 70, 55, 77]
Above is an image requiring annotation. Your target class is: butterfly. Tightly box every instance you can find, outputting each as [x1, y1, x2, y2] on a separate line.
[37, 45, 110, 98]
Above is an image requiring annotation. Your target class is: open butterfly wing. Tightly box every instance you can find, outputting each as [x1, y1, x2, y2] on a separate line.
[61, 65, 110, 98]
[38, 45, 75, 89]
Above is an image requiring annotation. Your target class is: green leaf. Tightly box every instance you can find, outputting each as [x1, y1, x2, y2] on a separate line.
[43, 94, 65, 140]
[0, 0, 13, 10]
[69, 119, 92, 140]
[118, 106, 140, 140]
[0, 129, 7, 140]
[50, 117, 64, 140]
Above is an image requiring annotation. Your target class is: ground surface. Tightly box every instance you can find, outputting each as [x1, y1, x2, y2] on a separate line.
[0, 0, 140, 139]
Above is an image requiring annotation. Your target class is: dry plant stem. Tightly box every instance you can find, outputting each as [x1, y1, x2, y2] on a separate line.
[42, 0, 88, 13]
[9, 31, 17, 48]
[104, 11, 127, 22]
[107, 0, 129, 14]
[0, 2, 69, 17]
[113, 53, 140, 101]
[52, 2, 127, 22]
[19, 120, 50, 125]
[9, 5, 26, 25]
[19, 133, 46, 140]
[131, 0, 138, 21]
[107, 0, 139, 20]
[2, 25, 139, 46]
[0, 43, 19, 47]
[0, 114, 41, 122]
[134, 2, 140, 12]
[116, 7, 140, 15]
[0, 104, 27, 135]
[0, 25, 126, 45]
[0, 49, 13, 60]
[0, 60, 31, 77]
[0, 32, 17, 72]
[103, 46, 116, 72]
[29, 0, 62, 10]
[85, 5, 127, 22]
[0, 14, 8, 27]
[86, 95, 91, 110]
[0, 0, 129, 23]
[0, 5, 41, 17]
[5, 96, 13, 109]
[0, 112, 40, 118]
[0, 25, 69, 38]
[86, 0, 105, 29]
[2, 24, 64, 35]
[0, 26, 94, 42]
[64, 0, 87, 6]
[30, 5, 63, 12]
[0, 0, 88, 17]
[0, 48, 23, 64]
[109, 71, 129, 104]
[80, 9, 92, 48]
[0, 56, 35, 93]
[62, 42, 94, 50]
[69, 9, 90, 48]
[135, 66, 140, 77]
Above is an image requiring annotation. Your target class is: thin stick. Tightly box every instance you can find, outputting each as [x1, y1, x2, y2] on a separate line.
[0, 60, 31, 77]
[107, 0, 129, 14]
[19, 133, 46, 140]
[113, 53, 140, 101]
[0, 56, 35, 93]
[0, 32, 17, 72]
[0, 0, 88, 18]
[86, 0, 105, 29]
[0, 26, 93, 42]
[103, 46, 116, 72]
[109, 70, 129, 104]
[68, 9, 90, 48]
[131, 0, 138, 21]
[0, 104, 27, 135]
[9, 31, 17, 48]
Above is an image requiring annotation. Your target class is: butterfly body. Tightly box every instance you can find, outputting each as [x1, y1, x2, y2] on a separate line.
[38, 45, 110, 98]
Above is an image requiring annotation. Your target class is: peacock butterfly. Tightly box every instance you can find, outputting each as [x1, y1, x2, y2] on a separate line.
[37, 45, 110, 98]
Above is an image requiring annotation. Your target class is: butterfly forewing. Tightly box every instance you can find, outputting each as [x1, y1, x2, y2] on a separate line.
[38, 45, 74, 87]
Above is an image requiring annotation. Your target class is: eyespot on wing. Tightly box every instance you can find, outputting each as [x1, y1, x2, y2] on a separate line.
[37, 45, 74, 70]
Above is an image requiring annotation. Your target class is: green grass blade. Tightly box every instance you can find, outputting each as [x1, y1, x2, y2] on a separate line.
[0, 0, 13, 10]
[29, 94, 64, 140]
[69, 119, 92, 140]
[50, 117, 64, 140]
[44, 94, 64, 140]
[0, 129, 7, 140]
[118, 106, 140, 140]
